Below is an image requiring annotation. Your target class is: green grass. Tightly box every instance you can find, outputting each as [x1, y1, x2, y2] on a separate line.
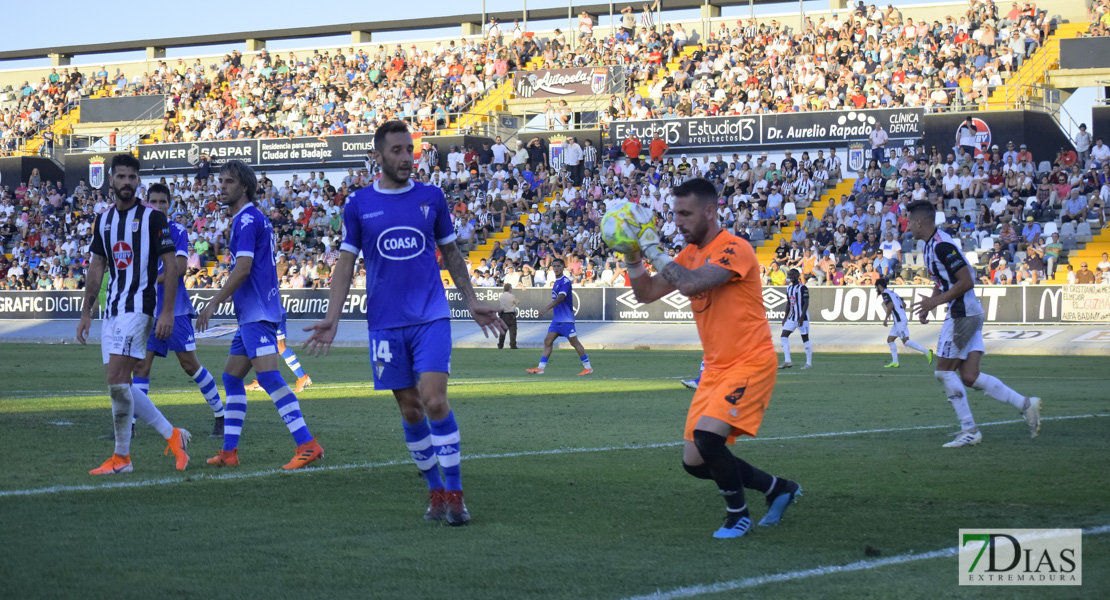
[1, 345, 1108, 599]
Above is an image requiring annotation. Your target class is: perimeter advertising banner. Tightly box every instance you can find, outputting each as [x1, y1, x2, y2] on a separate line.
[0, 286, 1084, 324]
[607, 108, 923, 152]
[135, 135, 382, 171]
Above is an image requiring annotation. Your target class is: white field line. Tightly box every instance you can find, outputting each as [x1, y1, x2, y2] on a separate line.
[619, 525, 1110, 600]
[1, 413, 1105, 499]
[0, 376, 685, 400]
[2, 372, 1104, 400]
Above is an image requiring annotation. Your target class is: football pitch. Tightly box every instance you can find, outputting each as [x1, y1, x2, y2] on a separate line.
[1, 344, 1107, 599]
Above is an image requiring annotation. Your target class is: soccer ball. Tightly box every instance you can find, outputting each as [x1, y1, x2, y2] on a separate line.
[601, 202, 655, 253]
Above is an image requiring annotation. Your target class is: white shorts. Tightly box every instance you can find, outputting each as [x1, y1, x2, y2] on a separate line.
[101, 313, 154, 364]
[782, 319, 809, 336]
[888, 321, 910, 340]
[937, 315, 985, 360]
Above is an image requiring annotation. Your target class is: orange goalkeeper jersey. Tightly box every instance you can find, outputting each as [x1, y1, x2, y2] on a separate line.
[675, 230, 774, 369]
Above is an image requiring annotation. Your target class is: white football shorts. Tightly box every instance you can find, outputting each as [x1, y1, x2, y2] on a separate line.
[101, 313, 154, 364]
[936, 314, 985, 360]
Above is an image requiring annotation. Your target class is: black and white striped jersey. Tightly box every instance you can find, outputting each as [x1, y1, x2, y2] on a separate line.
[881, 289, 907, 323]
[89, 202, 175, 318]
[923, 228, 982, 318]
[786, 282, 809, 322]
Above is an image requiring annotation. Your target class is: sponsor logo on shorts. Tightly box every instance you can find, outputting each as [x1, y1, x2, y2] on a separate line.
[725, 382, 748, 405]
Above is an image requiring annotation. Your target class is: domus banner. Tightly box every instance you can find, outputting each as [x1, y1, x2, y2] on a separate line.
[607, 108, 923, 151]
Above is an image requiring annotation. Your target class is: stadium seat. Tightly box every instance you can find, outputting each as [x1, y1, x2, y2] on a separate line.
[935, 213, 946, 226]
[1077, 222, 1092, 237]
[966, 251, 979, 266]
[978, 236, 994, 252]
[1042, 222, 1058, 238]
[1060, 222, 1076, 237]
[1062, 236, 1078, 251]
[901, 240, 915, 253]
[962, 237, 977, 252]
[916, 239, 926, 253]
[749, 227, 765, 242]
[1014, 251, 1027, 264]
[962, 198, 978, 213]
[1037, 161, 1052, 176]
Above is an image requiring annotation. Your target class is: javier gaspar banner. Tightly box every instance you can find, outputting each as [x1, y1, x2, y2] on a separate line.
[607, 108, 923, 151]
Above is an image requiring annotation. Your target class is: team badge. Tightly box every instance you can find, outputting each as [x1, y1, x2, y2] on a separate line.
[847, 142, 866, 173]
[89, 155, 106, 189]
[591, 68, 609, 94]
[420, 204, 430, 219]
[132, 220, 139, 232]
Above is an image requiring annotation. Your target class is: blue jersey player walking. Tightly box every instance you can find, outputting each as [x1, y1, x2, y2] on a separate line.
[305, 121, 506, 526]
[526, 258, 593, 375]
[197, 160, 323, 470]
[132, 183, 226, 438]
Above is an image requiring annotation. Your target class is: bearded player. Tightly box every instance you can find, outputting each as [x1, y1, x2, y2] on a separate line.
[620, 178, 801, 538]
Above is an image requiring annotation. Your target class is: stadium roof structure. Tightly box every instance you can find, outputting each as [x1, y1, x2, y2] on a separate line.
[0, 0, 799, 63]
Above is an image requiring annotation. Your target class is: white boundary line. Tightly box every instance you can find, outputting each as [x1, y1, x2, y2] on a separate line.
[0, 376, 685, 400]
[1, 413, 1105, 499]
[619, 525, 1110, 600]
[2, 372, 1105, 400]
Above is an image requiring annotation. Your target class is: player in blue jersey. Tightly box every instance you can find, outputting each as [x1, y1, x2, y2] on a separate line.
[245, 308, 313, 393]
[526, 258, 593, 375]
[132, 184, 226, 438]
[304, 121, 506, 526]
[197, 160, 323, 469]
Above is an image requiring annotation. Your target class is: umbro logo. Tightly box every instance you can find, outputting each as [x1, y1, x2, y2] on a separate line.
[660, 290, 691, 310]
[616, 290, 644, 309]
[762, 288, 787, 309]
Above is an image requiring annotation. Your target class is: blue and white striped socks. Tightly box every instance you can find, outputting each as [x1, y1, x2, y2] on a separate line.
[403, 418, 444, 490]
[430, 411, 462, 491]
[191, 367, 224, 417]
[281, 348, 307, 378]
[221, 373, 248, 451]
[257, 370, 312, 445]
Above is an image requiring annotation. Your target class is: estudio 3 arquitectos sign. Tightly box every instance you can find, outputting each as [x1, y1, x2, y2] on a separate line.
[608, 108, 923, 151]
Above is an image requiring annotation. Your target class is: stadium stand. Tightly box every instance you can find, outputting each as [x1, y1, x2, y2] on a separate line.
[1, 1, 1106, 291]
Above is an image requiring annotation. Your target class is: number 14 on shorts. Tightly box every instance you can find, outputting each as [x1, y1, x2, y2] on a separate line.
[372, 339, 393, 363]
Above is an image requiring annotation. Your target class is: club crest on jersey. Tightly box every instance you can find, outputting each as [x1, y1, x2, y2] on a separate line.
[420, 204, 430, 219]
[112, 241, 133, 269]
[374, 361, 385, 379]
[131, 220, 140, 232]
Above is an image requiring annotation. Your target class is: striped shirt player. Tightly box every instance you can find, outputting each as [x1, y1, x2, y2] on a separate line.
[198, 160, 322, 469]
[906, 200, 1041, 448]
[779, 269, 812, 369]
[80, 154, 191, 476]
[91, 203, 174, 329]
[528, 257, 592, 375]
[131, 185, 226, 438]
[874, 277, 931, 368]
